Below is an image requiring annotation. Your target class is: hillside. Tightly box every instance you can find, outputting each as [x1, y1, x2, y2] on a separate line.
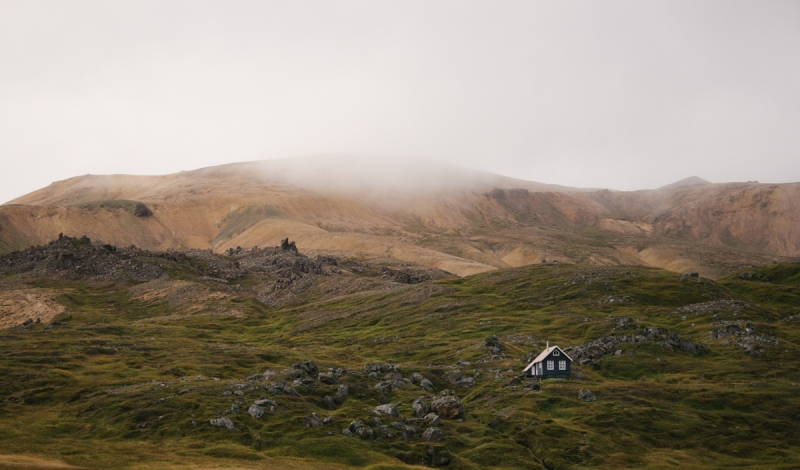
[1, 238, 799, 469]
[2, 157, 799, 278]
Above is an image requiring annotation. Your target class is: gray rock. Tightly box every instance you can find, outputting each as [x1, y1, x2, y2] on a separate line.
[578, 388, 596, 402]
[364, 363, 396, 373]
[423, 413, 441, 426]
[230, 404, 239, 413]
[374, 403, 399, 417]
[422, 427, 444, 442]
[318, 372, 339, 385]
[322, 395, 336, 410]
[456, 377, 476, 388]
[291, 361, 319, 378]
[430, 396, 463, 419]
[412, 397, 430, 417]
[419, 378, 435, 393]
[248, 405, 264, 419]
[234, 390, 244, 396]
[377, 424, 392, 438]
[303, 413, 323, 427]
[410, 372, 424, 384]
[355, 426, 374, 440]
[348, 418, 366, 432]
[210, 417, 238, 431]
[503, 377, 521, 387]
[369, 416, 383, 426]
[374, 381, 392, 394]
[390, 421, 417, 436]
[222, 391, 232, 396]
[443, 370, 463, 385]
[341, 428, 353, 436]
[254, 398, 277, 406]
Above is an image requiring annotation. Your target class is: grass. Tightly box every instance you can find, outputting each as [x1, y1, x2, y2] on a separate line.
[1, 263, 799, 469]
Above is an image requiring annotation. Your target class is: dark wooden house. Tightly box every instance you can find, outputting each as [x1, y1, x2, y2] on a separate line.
[523, 343, 572, 378]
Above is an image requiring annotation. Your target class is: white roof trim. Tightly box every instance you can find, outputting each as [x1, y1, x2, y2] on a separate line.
[522, 345, 573, 372]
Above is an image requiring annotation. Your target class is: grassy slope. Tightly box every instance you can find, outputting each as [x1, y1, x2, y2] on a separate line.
[1, 263, 799, 469]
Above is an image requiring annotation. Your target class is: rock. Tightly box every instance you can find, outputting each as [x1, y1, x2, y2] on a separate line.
[430, 396, 464, 419]
[485, 335, 504, 354]
[322, 395, 337, 410]
[365, 363, 397, 373]
[267, 381, 301, 396]
[377, 424, 392, 438]
[179, 388, 191, 395]
[385, 372, 403, 381]
[254, 398, 277, 406]
[230, 404, 239, 413]
[419, 378, 435, 393]
[318, 372, 339, 385]
[133, 203, 153, 217]
[323, 416, 334, 425]
[355, 426, 374, 440]
[443, 370, 463, 385]
[281, 238, 298, 252]
[210, 417, 238, 431]
[374, 403, 399, 417]
[390, 421, 417, 436]
[529, 381, 541, 391]
[578, 389, 596, 402]
[421, 427, 444, 442]
[348, 419, 366, 432]
[291, 361, 319, 378]
[234, 390, 244, 396]
[615, 349, 623, 356]
[303, 413, 323, 427]
[502, 377, 521, 387]
[333, 385, 348, 404]
[248, 405, 264, 419]
[423, 413, 441, 426]
[369, 416, 383, 426]
[374, 381, 392, 394]
[411, 373, 424, 383]
[412, 397, 430, 417]
[456, 377, 476, 388]
[341, 428, 353, 437]
[222, 391, 232, 396]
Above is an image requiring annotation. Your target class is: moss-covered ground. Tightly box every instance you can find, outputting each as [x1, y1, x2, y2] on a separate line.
[1, 262, 799, 469]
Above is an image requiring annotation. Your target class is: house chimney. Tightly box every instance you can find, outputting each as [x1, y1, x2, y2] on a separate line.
[546, 341, 549, 349]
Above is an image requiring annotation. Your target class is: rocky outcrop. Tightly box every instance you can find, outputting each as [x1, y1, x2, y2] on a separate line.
[210, 417, 238, 431]
[430, 396, 463, 420]
[578, 389, 596, 402]
[565, 323, 707, 364]
[710, 320, 779, 356]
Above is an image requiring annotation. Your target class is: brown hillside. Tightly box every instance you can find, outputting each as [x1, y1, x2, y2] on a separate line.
[2, 158, 798, 277]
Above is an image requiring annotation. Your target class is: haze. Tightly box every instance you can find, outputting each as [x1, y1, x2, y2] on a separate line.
[1, 0, 799, 204]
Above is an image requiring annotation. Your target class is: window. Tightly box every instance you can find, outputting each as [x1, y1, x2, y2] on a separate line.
[539, 363, 542, 374]
[559, 360, 566, 370]
[553, 350, 560, 356]
[547, 360, 554, 370]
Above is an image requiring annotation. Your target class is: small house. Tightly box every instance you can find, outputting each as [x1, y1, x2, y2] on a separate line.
[523, 342, 572, 378]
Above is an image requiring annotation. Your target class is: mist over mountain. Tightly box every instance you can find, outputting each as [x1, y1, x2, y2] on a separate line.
[2, 156, 798, 278]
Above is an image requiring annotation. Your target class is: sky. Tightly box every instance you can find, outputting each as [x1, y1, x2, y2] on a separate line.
[1, 0, 799, 203]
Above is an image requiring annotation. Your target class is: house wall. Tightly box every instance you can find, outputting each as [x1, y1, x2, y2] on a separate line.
[528, 350, 571, 378]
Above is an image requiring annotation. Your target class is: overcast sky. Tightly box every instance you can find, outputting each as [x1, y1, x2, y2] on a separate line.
[1, 0, 798, 203]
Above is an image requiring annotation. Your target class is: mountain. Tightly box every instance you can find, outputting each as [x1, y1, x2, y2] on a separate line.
[657, 176, 711, 190]
[2, 156, 798, 278]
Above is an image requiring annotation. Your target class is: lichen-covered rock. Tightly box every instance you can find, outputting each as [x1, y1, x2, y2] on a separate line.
[355, 426, 374, 440]
[248, 405, 264, 419]
[423, 413, 441, 426]
[322, 395, 336, 410]
[210, 417, 238, 431]
[422, 427, 443, 442]
[374, 403, 399, 417]
[303, 413, 323, 427]
[419, 378, 435, 393]
[412, 397, 430, 417]
[430, 396, 463, 419]
[374, 381, 392, 394]
[578, 389, 596, 402]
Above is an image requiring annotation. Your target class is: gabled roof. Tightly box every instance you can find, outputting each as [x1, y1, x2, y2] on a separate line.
[522, 345, 573, 372]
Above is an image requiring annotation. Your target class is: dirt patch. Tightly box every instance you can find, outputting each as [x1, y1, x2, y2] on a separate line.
[0, 288, 66, 329]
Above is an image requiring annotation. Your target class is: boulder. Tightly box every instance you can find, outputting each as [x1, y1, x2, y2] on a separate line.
[419, 378, 435, 393]
[456, 377, 476, 388]
[410, 372, 424, 383]
[303, 413, 323, 427]
[377, 424, 392, 438]
[430, 396, 463, 420]
[365, 363, 397, 373]
[578, 389, 596, 402]
[355, 426, 374, 440]
[254, 398, 277, 406]
[374, 381, 392, 394]
[248, 405, 264, 419]
[318, 372, 339, 385]
[412, 397, 430, 417]
[348, 419, 366, 432]
[422, 427, 444, 442]
[341, 428, 353, 437]
[322, 395, 336, 410]
[443, 370, 463, 385]
[374, 403, 399, 417]
[423, 413, 441, 426]
[291, 361, 319, 378]
[333, 385, 349, 404]
[210, 417, 238, 431]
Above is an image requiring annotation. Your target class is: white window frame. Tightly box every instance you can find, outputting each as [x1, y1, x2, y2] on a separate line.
[553, 350, 560, 356]
[547, 360, 554, 370]
[559, 360, 566, 371]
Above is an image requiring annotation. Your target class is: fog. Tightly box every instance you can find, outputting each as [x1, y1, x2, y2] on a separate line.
[1, 1, 799, 204]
